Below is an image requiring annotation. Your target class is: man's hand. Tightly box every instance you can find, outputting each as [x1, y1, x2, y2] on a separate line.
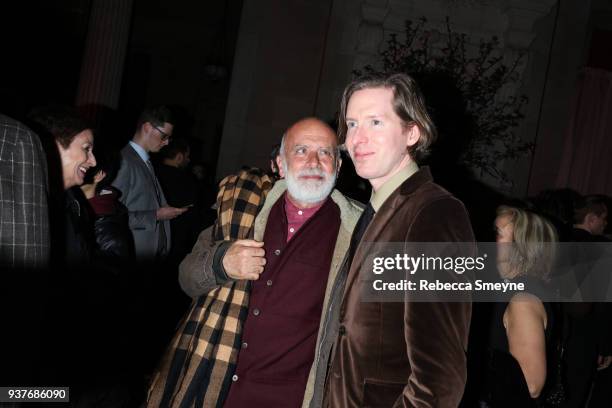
[223, 240, 266, 280]
[157, 206, 188, 220]
[597, 355, 612, 370]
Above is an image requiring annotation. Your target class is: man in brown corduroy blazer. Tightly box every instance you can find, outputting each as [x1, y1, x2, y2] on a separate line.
[320, 73, 475, 408]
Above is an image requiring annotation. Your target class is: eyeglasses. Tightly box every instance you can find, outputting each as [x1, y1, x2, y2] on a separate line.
[154, 126, 171, 142]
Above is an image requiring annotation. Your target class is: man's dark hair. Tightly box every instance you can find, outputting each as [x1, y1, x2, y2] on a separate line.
[269, 143, 281, 163]
[269, 143, 281, 177]
[574, 194, 608, 224]
[27, 105, 91, 149]
[136, 105, 174, 129]
[160, 137, 190, 160]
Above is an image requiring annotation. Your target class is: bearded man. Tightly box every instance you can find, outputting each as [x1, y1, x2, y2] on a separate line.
[175, 117, 363, 407]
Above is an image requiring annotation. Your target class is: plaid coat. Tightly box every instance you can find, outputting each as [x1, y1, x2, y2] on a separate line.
[0, 114, 50, 386]
[0, 114, 49, 268]
[148, 172, 362, 407]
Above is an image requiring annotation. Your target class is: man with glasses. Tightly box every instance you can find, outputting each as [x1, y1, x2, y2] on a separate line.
[112, 105, 187, 260]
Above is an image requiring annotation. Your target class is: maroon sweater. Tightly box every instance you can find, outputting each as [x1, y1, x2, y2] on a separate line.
[224, 195, 340, 408]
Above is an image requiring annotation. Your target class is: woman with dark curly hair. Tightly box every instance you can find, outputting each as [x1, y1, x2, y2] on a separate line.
[29, 106, 97, 265]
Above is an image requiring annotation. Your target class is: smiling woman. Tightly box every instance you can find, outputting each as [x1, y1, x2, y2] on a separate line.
[58, 129, 96, 189]
[28, 106, 96, 190]
[27, 106, 97, 267]
[26, 107, 131, 402]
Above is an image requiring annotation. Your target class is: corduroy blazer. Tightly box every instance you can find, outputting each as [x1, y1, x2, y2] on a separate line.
[324, 167, 474, 408]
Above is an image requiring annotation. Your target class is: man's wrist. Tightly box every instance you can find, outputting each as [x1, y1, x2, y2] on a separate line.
[213, 241, 234, 284]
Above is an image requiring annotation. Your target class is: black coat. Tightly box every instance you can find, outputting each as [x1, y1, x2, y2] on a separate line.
[88, 187, 134, 263]
[63, 188, 95, 267]
[155, 164, 205, 261]
[93, 202, 134, 262]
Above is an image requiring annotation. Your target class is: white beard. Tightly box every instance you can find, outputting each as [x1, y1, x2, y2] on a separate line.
[283, 162, 337, 205]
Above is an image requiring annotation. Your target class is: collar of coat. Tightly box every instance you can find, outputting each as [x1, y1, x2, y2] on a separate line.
[399, 165, 434, 196]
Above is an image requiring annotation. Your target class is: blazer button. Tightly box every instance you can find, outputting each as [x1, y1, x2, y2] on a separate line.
[232, 374, 239, 382]
[338, 325, 346, 335]
[266, 280, 273, 286]
[274, 249, 281, 256]
[253, 308, 260, 316]
[242, 342, 248, 349]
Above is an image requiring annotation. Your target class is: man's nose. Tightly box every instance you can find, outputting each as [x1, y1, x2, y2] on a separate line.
[348, 127, 367, 148]
[306, 150, 321, 166]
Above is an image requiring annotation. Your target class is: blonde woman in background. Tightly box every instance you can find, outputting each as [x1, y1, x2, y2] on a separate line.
[484, 205, 559, 407]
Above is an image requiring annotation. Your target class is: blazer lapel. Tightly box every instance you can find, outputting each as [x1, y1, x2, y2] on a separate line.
[126, 145, 164, 204]
[345, 192, 402, 294]
[344, 167, 434, 293]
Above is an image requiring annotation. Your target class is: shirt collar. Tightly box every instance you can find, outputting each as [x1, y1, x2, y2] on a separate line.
[129, 140, 150, 163]
[370, 160, 419, 212]
[284, 192, 325, 222]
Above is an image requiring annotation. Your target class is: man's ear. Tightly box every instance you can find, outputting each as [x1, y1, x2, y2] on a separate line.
[276, 155, 285, 178]
[405, 123, 420, 148]
[142, 121, 153, 135]
[585, 213, 597, 227]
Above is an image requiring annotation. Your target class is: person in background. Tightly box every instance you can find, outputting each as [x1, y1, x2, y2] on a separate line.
[29, 106, 97, 266]
[269, 143, 281, 179]
[155, 137, 203, 329]
[0, 114, 50, 268]
[81, 148, 134, 263]
[563, 195, 611, 408]
[573, 195, 608, 240]
[111, 106, 192, 381]
[485, 205, 558, 407]
[111, 105, 186, 261]
[0, 114, 50, 387]
[156, 137, 203, 264]
[29, 106, 112, 404]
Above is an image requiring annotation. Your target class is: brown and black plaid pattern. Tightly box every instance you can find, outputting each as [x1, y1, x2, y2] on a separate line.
[0, 114, 49, 268]
[148, 168, 273, 407]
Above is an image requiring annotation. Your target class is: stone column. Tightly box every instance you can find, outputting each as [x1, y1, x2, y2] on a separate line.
[75, 0, 134, 118]
[353, 0, 390, 71]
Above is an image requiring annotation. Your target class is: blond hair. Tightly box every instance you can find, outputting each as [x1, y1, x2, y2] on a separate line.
[497, 206, 558, 280]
